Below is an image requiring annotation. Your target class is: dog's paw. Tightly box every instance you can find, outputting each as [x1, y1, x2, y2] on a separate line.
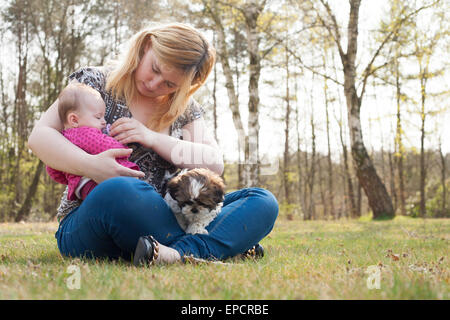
[196, 228, 209, 235]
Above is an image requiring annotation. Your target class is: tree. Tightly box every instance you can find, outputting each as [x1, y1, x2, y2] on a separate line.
[413, 25, 444, 217]
[202, 0, 283, 187]
[3, 0, 33, 217]
[201, 0, 246, 188]
[298, 0, 438, 219]
[314, 0, 395, 218]
[322, 47, 336, 218]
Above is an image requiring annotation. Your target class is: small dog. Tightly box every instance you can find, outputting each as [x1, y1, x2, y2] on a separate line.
[163, 168, 225, 235]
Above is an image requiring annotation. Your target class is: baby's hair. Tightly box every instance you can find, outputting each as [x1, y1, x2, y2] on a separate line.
[58, 82, 99, 124]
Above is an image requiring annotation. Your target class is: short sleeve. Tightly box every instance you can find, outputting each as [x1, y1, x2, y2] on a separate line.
[68, 66, 106, 92]
[177, 98, 205, 128]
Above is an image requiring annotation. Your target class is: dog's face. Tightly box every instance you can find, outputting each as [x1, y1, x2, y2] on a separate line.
[167, 168, 225, 215]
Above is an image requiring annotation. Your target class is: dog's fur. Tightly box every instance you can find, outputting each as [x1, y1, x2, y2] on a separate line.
[163, 168, 225, 234]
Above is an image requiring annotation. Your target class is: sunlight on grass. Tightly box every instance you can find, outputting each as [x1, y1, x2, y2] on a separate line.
[0, 218, 448, 299]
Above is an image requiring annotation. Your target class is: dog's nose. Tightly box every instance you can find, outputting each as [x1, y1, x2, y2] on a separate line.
[191, 208, 198, 214]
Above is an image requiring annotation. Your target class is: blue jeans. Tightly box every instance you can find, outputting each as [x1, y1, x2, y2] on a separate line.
[55, 177, 278, 261]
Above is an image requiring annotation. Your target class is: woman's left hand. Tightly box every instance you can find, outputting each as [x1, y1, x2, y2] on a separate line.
[109, 117, 155, 148]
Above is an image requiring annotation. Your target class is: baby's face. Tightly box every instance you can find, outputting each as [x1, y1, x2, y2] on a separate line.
[76, 92, 107, 130]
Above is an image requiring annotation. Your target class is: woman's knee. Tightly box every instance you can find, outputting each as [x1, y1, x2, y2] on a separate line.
[250, 187, 279, 223]
[84, 177, 160, 216]
[91, 177, 157, 200]
[93, 177, 148, 198]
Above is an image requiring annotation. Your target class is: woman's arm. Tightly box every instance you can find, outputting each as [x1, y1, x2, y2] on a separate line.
[28, 95, 144, 183]
[110, 117, 224, 175]
[159, 117, 224, 175]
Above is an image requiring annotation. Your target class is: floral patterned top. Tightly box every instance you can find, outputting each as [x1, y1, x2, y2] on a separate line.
[56, 66, 205, 222]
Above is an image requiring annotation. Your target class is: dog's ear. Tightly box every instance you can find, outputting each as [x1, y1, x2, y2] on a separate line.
[165, 168, 184, 181]
[214, 187, 225, 202]
[179, 168, 189, 175]
[167, 180, 179, 199]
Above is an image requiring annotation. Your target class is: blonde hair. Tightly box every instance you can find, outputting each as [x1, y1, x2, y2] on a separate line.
[106, 23, 216, 132]
[58, 82, 99, 124]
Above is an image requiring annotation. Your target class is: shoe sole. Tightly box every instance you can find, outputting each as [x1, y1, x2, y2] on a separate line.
[133, 237, 149, 267]
[254, 244, 264, 258]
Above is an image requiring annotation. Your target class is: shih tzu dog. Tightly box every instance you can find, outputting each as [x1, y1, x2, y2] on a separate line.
[163, 168, 225, 235]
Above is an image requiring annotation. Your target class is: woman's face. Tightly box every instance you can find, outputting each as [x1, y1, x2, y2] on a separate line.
[134, 46, 185, 99]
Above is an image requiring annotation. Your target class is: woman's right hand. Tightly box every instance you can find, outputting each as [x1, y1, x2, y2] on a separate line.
[87, 148, 145, 183]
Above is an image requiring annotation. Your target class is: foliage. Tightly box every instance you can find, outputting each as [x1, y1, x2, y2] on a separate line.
[408, 179, 450, 218]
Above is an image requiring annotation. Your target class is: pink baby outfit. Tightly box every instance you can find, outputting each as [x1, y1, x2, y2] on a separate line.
[46, 126, 140, 200]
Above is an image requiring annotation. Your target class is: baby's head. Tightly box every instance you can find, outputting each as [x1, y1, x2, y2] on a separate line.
[58, 82, 106, 130]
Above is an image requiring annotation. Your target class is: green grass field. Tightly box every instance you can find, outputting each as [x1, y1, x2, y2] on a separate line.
[0, 216, 448, 299]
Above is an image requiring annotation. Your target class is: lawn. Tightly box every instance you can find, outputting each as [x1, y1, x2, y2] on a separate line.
[0, 216, 448, 299]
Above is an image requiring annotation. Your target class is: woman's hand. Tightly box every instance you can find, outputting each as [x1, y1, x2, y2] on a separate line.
[109, 117, 156, 149]
[87, 148, 145, 183]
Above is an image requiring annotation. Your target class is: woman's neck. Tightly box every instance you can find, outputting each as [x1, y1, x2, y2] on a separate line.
[129, 94, 170, 134]
[129, 94, 161, 117]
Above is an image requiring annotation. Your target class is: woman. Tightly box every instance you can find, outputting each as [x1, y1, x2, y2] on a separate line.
[28, 23, 278, 265]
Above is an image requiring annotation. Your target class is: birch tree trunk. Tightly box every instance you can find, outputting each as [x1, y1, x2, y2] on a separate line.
[205, 0, 270, 187]
[295, 77, 306, 216]
[306, 80, 316, 220]
[325, 0, 394, 218]
[419, 65, 428, 218]
[323, 56, 335, 219]
[242, 2, 263, 187]
[203, 0, 246, 187]
[283, 31, 292, 209]
[394, 58, 406, 216]
[438, 140, 447, 217]
[337, 108, 357, 218]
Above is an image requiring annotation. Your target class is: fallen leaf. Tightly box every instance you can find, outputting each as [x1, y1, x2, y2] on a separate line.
[390, 254, 400, 261]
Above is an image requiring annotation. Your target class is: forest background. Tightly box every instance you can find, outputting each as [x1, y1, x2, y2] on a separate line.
[0, 0, 449, 223]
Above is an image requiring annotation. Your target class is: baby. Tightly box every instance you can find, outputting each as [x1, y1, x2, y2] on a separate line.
[46, 82, 140, 200]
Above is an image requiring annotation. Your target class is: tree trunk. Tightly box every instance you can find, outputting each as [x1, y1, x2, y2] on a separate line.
[323, 59, 335, 219]
[307, 95, 316, 220]
[438, 141, 446, 217]
[205, 1, 247, 188]
[283, 35, 292, 209]
[395, 60, 406, 215]
[419, 72, 427, 217]
[318, 157, 327, 218]
[388, 150, 398, 212]
[340, 0, 394, 219]
[338, 115, 357, 218]
[243, 4, 262, 187]
[15, 160, 44, 222]
[295, 78, 306, 217]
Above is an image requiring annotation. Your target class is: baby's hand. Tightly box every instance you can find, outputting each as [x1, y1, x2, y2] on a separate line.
[102, 124, 112, 136]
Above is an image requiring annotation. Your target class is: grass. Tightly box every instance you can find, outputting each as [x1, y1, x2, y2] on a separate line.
[0, 216, 448, 299]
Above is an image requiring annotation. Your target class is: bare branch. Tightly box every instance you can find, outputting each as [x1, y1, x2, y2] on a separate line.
[288, 48, 343, 86]
[317, 0, 346, 59]
[359, 1, 439, 100]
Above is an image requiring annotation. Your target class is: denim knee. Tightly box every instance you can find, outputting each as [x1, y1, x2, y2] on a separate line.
[85, 177, 159, 220]
[251, 187, 279, 225]
[93, 176, 149, 199]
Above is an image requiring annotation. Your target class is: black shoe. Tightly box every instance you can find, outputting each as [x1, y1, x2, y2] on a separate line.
[242, 243, 264, 260]
[133, 235, 159, 267]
